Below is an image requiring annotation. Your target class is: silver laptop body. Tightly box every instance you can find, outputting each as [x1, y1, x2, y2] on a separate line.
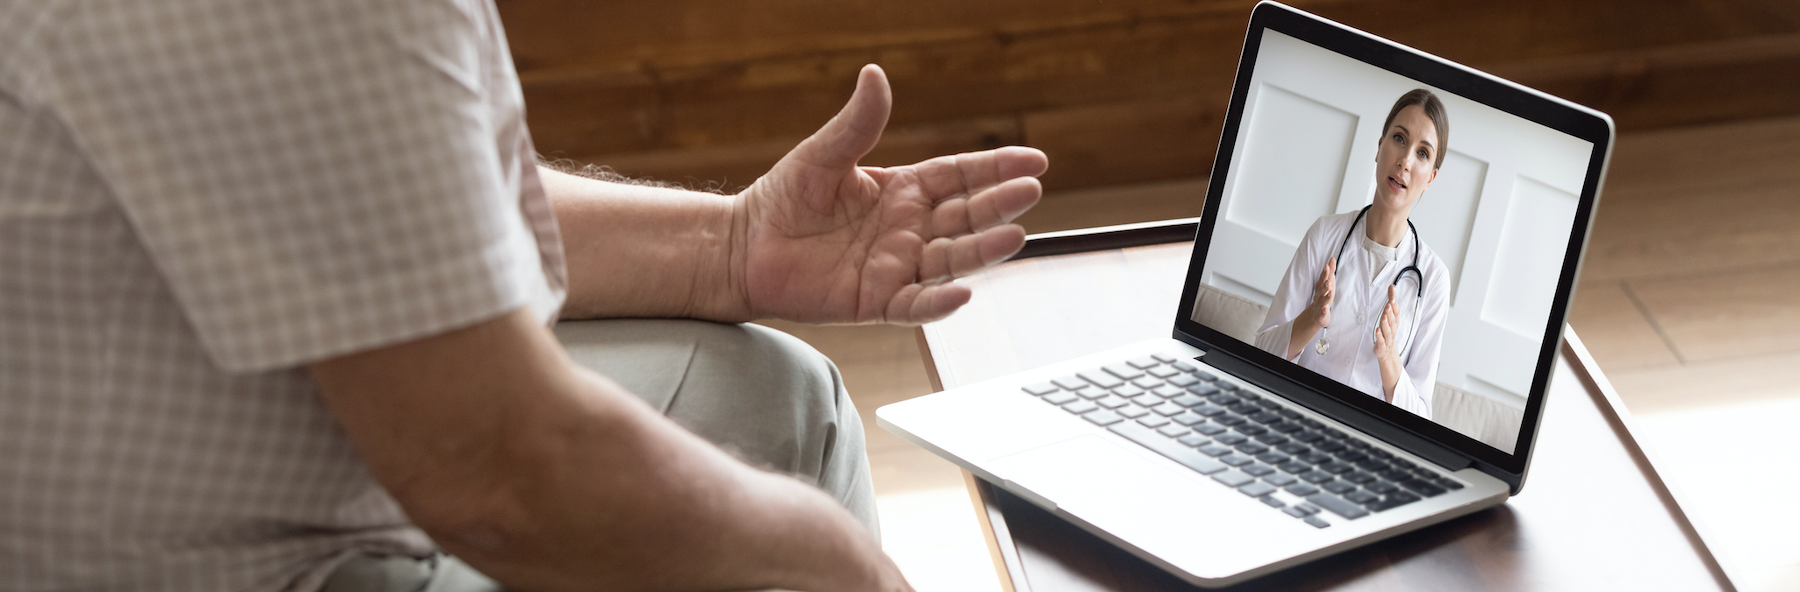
[878, 2, 1615, 587]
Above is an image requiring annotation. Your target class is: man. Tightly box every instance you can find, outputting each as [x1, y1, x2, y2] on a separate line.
[0, 1, 1046, 590]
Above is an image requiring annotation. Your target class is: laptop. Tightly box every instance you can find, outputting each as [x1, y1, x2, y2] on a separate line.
[876, 2, 1614, 587]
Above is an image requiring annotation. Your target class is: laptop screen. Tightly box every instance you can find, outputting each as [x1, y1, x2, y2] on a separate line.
[1180, 15, 1609, 472]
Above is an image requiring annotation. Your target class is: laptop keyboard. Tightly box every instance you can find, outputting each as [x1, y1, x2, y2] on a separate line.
[1022, 353, 1464, 529]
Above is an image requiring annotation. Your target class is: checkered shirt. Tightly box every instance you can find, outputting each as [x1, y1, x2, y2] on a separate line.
[0, 0, 566, 590]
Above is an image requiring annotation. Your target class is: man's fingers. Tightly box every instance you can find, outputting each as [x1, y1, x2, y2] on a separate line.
[918, 224, 1027, 282]
[911, 146, 1049, 206]
[931, 177, 1042, 237]
[884, 282, 974, 325]
[786, 64, 892, 171]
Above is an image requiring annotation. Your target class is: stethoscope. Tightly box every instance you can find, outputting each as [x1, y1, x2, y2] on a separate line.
[1314, 205, 1424, 360]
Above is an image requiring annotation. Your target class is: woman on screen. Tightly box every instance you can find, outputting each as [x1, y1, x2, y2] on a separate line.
[1253, 89, 1453, 419]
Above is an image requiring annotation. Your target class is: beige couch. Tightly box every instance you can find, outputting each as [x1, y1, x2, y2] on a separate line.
[1189, 284, 1521, 452]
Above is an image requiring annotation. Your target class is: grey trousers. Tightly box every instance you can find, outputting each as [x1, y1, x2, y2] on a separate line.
[320, 319, 876, 592]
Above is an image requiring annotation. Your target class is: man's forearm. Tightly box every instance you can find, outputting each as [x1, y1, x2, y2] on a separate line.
[540, 167, 746, 321]
[311, 309, 901, 592]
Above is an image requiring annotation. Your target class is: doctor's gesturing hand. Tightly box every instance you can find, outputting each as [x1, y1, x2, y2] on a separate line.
[1288, 255, 1338, 360]
[727, 64, 1049, 325]
[1373, 284, 1403, 402]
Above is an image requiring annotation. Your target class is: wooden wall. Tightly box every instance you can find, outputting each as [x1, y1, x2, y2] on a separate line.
[500, 0, 1800, 194]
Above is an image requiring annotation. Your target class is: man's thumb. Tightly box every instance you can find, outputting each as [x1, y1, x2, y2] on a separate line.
[792, 64, 892, 170]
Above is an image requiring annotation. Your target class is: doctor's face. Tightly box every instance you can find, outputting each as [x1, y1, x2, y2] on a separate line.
[1373, 105, 1438, 215]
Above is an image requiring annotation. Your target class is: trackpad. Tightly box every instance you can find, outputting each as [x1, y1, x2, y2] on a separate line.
[987, 435, 1284, 565]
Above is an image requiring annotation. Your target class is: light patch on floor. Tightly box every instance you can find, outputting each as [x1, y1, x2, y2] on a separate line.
[1635, 396, 1800, 592]
[877, 487, 1004, 592]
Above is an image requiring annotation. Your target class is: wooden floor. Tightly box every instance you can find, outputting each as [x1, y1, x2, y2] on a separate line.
[755, 113, 1800, 591]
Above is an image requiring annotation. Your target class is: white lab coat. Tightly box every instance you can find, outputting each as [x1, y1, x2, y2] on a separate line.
[1253, 211, 1450, 419]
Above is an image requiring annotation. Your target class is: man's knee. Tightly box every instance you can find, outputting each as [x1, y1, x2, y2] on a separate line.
[670, 322, 855, 478]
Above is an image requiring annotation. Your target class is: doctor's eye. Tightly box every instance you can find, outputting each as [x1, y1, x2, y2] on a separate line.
[1416, 147, 1430, 160]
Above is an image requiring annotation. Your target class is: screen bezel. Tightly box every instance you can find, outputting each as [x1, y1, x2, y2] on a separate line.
[1173, 1, 1613, 481]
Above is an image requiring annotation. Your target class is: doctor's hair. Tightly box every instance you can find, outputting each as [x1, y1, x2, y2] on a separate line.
[1380, 89, 1449, 170]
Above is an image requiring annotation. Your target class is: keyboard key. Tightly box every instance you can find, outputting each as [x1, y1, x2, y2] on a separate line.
[1042, 391, 1078, 405]
[1298, 452, 1331, 464]
[1171, 394, 1207, 407]
[1198, 444, 1234, 457]
[1303, 516, 1331, 528]
[1215, 433, 1249, 445]
[1355, 458, 1389, 471]
[1177, 433, 1210, 447]
[1241, 463, 1275, 477]
[1107, 422, 1228, 475]
[1367, 492, 1420, 512]
[1366, 481, 1399, 494]
[1254, 432, 1290, 445]
[1272, 422, 1306, 433]
[1315, 440, 1346, 453]
[1220, 453, 1255, 467]
[1306, 493, 1370, 519]
[1438, 478, 1466, 491]
[1239, 482, 1278, 497]
[1129, 356, 1162, 369]
[1217, 382, 1240, 392]
[1345, 490, 1380, 505]
[1378, 469, 1412, 482]
[1084, 410, 1124, 426]
[1248, 411, 1281, 423]
[1277, 443, 1310, 454]
[1299, 470, 1335, 484]
[1153, 403, 1186, 417]
[1278, 408, 1302, 419]
[1262, 472, 1298, 487]
[1298, 418, 1323, 429]
[1104, 364, 1144, 380]
[1337, 451, 1368, 463]
[1157, 425, 1190, 438]
[1344, 472, 1376, 484]
[1277, 461, 1311, 474]
[1137, 415, 1170, 428]
[1168, 374, 1199, 387]
[1370, 448, 1394, 460]
[1214, 415, 1247, 427]
[1113, 385, 1146, 398]
[1394, 458, 1421, 471]
[1285, 484, 1319, 497]
[1256, 399, 1281, 410]
[1147, 366, 1179, 379]
[1096, 396, 1130, 409]
[1346, 439, 1370, 450]
[1258, 494, 1286, 508]
[1318, 462, 1354, 475]
[1321, 427, 1346, 438]
[1153, 353, 1178, 363]
[1052, 376, 1088, 390]
[1172, 361, 1197, 372]
[1293, 430, 1324, 443]
[1131, 376, 1162, 389]
[1399, 479, 1448, 497]
[1282, 506, 1310, 518]
[1074, 386, 1108, 400]
[1256, 452, 1290, 465]
[1172, 412, 1206, 426]
[1131, 393, 1163, 407]
[1211, 470, 1255, 487]
[1063, 400, 1098, 414]
[1295, 502, 1321, 515]
[1322, 480, 1357, 494]
[1234, 442, 1268, 455]
[1212, 394, 1243, 406]
[1079, 371, 1123, 389]
[1116, 406, 1151, 419]
[1192, 404, 1227, 417]
[1152, 385, 1185, 398]
[1195, 424, 1228, 436]
[1233, 424, 1268, 436]
[1024, 383, 1060, 396]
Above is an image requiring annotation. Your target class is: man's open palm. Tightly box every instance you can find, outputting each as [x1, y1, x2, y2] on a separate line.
[732, 65, 1048, 325]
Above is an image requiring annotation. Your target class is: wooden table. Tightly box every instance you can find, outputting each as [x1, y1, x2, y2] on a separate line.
[913, 228, 1734, 591]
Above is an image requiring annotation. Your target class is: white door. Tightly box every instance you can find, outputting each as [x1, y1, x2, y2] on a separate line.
[1202, 31, 1592, 408]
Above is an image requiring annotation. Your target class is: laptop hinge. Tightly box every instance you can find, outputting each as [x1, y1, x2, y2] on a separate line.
[1200, 350, 1473, 472]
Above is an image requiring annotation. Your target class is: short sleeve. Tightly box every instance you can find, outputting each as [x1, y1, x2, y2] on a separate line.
[39, 0, 556, 371]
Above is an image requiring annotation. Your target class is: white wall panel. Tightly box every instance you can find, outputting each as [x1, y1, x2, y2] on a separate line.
[1481, 176, 1577, 339]
[1226, 84, 1357, 247]
[1409, 150, 1487, 305]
